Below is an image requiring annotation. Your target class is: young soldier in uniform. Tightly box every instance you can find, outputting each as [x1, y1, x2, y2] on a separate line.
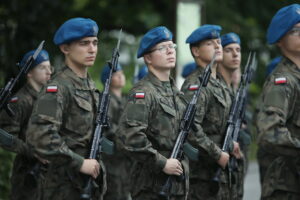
[181, 25, 241, 200]
[100, 64, 131, 200]
[218, 32, 249, 200]
[117, 26, 189, 200]
[26, 17, 106, 200]
[0, 50, 51, 200]
[256, 4, 300, 200]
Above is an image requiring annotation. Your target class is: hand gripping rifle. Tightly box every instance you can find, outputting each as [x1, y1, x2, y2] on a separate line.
[211, 52, 257, 192]
[80, 29, 122, 200]
[159, 53, 216, 200]
[0, 41, 45, 116]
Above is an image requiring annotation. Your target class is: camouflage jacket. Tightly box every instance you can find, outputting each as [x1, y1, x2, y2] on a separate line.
[26, 66, 106, 198]
[257, 57, 300, 195]
[181, 66, 232, 181]
[117, 72, 189, 197]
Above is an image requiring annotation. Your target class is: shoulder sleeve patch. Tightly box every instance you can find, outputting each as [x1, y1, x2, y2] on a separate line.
[9, 96, 18, 103]
[188, 84, 199, 91]
[135, 92, 145, 99]
[274, 77, 287, 85]
[46, 85, 58, 93]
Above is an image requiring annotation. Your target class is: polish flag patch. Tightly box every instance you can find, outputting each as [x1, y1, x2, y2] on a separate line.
[274, 77, 287, 85]
[10, 96, 18, 103]
[46, 86, 58, 93]
[188, 84, 199, 91]
[135, 92, 145, 99]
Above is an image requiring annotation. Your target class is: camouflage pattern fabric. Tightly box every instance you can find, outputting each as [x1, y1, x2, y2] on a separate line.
[181, 67, 232, 200]
[257, 57, 300, 199]
[0, 83, 40, 200]
[117, 72, 189, 200]
[26, 66, 106, 200]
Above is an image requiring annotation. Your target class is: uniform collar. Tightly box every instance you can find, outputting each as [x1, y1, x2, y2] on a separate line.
[62, 66, 96, 90]
[25, 82, 39, 99]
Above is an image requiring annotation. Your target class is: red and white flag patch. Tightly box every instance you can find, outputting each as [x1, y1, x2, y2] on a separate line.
[135, 92, 145, 99]
[46, 86, 58, 93]
[10, 96, 18, 103]
[188, 84, 199, 91]
[274, 77, 287, 85]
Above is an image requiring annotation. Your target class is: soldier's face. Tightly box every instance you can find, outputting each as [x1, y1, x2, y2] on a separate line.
[27, 61, 52, 85]
[222, 43, 241, 71]
[111, 70, 126, 89]
[64, 37, 98, 68]
[278, 23, 300, 57]
[193, 38, 223, 65]
[145, 41, 177, 70]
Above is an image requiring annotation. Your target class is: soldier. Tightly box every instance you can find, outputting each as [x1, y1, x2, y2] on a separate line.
[218, 32, 250, 200]
[181, 62, 197, 79]
[26, 17, 106, 200]
[100, 64, 131, 200]
[0, 49, 51, 200]
[117, 26, 189, 200]
[181, 25, 241, 200]
[256, 4, 300, 200]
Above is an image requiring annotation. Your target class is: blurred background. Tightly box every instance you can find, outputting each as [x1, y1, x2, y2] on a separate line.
[0, 0, 297, 198]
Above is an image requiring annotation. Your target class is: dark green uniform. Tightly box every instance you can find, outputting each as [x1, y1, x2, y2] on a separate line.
[0, 83, 39, 200]
[181, 67, 232, 200]
[103, 93, 131, 200]
[26, 66, 106, 200]
[117, 72, 189, 200]
[257, 57, 300, 200]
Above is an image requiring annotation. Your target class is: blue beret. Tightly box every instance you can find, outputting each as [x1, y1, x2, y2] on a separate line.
[137, 26, 173, 58]
[221, 32, 241, 47]
[181, 62, 197, 78]
[20, 49, 49, 69]
[186, 24, 222, 44]
[266, 56, 282, 76]
[54, 17, 99, 45]
[138, 65, 148, 80]
[100, 64, 122, 84]
[267, 4, 300, 44]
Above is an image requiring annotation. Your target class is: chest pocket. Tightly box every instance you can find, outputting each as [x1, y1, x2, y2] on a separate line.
[159, 102, 176, 117]
[206, 91, 227, 130]
[74, 90, 92, 111]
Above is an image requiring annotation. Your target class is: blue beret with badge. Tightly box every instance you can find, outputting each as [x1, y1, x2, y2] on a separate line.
[100, 64, 123, 84]
[181, 62, 197, 78]
[186, 24, 222, 44]
[137, 26, 173, 58]
[53, 17, 99, 45]
[267, 4, 300, 44]
[19, 49, 49, 69]
[138, 65, 148, 80]
[221, 32, 241, 47]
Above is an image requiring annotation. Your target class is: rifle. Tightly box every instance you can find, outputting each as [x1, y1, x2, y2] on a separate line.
[0, 41, 45, 116]
[159, 53, 216, 200]
[80, 29, 122, 200]
[211, 52, 257, 191]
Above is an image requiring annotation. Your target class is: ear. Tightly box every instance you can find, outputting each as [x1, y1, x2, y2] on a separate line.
[59, 44, 70, 55]
[143, 54, 152, 65]
[27, 71, 33, 78]
[191, 46, 200, 57]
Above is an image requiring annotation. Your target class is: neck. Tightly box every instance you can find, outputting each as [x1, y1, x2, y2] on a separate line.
[148, 66, 170, 81]
[284, 53, 300, 69]
[110, 87, 122, 98]
[27, 79, 42, 92]
[218, 64, 234, 87]
[65, 58, 88, 78]
[197, 59, 218, 79]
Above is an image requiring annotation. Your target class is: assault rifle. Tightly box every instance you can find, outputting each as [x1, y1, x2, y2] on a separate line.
[0, 41, 45, 116]
[159, 53, 216, 200]
[80, 29, 122, 200]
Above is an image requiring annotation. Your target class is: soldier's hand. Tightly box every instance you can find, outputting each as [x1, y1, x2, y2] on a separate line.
[80, 159, 100, 179]
[34, 154, 50, 164]
[163, 158, 183, 176]
[231, 141, 242, 159]
[217, 152, 229, 169]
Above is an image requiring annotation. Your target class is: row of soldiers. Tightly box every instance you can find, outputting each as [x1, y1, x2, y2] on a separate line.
[1, 3, 300, 200]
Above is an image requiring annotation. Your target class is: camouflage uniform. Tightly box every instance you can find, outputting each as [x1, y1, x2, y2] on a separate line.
[26, 66, 106, 200]
[257, 57, 300, 200]
[0, 83, 40, 200]
[181, 67, 232, 200]
[103, 93, 131, 200]
[117, 72, 189, 200]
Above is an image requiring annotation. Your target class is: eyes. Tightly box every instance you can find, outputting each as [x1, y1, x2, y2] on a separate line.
[288, 27, 300, 37]
[78, 40, 99, 46]
[149, 43, 177, 54]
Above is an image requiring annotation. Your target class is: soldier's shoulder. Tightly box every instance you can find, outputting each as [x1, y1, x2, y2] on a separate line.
[128, 79, 156, 104]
